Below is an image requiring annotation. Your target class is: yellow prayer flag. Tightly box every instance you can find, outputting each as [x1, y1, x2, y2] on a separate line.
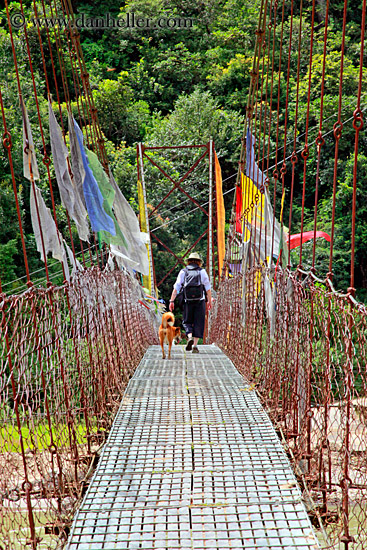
[137, 180, 151, 292]
[137, 180, 147, 233]
[241, 173, 265, 227]
[280, 188, 286, 223]
[240, 173, 265, 242]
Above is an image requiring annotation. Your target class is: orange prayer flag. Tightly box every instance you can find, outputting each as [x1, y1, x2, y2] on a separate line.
[214, 151, 226, 277]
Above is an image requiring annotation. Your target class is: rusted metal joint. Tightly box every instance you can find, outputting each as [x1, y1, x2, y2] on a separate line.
[301, 146, 309, 160]
[22, 481, 33, 493]
[340, 534, 355, 545]
[333, 121, 343, 139]
[290, 152, 298, 164]
[42, 154, 51, 167]
[49, 443, 57, 455]
[3, 131, 12, 150]
[352, 108, 364, 130]
[347, 286, 355, 298]
[315, 134, 325, 148]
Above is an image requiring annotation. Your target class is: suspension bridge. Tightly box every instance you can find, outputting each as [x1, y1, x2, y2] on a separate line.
[1, 0, 366, 549]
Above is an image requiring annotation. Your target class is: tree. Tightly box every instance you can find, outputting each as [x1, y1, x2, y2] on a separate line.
[298, 155, 367, 301]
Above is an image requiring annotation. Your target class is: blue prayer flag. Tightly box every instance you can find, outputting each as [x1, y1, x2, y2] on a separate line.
[73, 120, 116, 235]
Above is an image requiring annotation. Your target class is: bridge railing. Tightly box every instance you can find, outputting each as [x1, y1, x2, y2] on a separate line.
[209, 267, 367, 548]
[0, 268, 157, 549]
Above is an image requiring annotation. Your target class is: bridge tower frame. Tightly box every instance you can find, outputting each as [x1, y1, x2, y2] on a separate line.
[136, 141, 218, 295]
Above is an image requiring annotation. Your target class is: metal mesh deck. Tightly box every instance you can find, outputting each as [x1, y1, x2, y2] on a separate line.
[66, 345, 319, 550]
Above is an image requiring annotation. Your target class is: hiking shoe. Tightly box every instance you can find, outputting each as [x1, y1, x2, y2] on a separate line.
[192, 346, 199, 354]
[185, 338, 194, 351]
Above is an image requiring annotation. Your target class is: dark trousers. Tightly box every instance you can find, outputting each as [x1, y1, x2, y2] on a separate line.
[183, 300, 206, 339]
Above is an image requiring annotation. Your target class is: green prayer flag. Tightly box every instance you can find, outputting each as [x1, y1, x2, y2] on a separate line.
[86, 149, 128, 248]
[97, 230, 103, 250]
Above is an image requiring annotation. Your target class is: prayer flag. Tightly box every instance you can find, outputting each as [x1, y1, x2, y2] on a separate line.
[288, 230, 331, 250]
[214, 151, 226, 277]
[137, 179, 151, 292]
[237, 173, 284, 263]
[49, 102, 89, 242]
[73, 119, 116, 235]
[30, 183, 70, 280]
[68, 112, 86, 208]
[235, 185, 243, 233]
[65, 241, 83, 277]
[108, 171, 149, 275]
[246, 127, 266, 189]
[86, 149, 128, 248]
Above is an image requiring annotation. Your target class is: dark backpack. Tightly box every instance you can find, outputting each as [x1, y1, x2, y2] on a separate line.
[183, 265, 203, 302]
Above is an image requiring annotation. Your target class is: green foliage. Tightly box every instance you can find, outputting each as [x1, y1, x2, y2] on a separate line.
[0, 421, 96, 453]
[295, 153, 367, 302]
[206, 53, 252, 113]
[0, 239, 18, 285]
[0, 182, 22, 287]
[147, 89, 243, 161]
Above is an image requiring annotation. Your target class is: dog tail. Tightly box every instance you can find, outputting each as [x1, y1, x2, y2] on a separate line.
[162, 312, 175, 328]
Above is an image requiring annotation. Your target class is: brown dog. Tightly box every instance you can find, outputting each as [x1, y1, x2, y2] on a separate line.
[159, 312, 181, 359]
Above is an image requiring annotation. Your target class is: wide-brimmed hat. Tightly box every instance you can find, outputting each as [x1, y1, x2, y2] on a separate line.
[187, 252, 203, 262]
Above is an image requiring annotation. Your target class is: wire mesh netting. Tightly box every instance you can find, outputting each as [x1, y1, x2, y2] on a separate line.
[0, 269, 158, 549]
[209, 269, 367, 548]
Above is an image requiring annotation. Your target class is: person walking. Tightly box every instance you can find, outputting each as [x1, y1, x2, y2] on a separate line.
[169, 252, 212, 353]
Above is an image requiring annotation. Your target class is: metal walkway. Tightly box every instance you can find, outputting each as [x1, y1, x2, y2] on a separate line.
[66, 345, 320, 550]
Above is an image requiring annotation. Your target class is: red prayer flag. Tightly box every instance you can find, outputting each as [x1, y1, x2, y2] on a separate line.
[288, 230, 331, 250]
[235, 185, 242, 233]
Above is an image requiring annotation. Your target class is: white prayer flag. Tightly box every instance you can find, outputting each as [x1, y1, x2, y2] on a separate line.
[108, 170, 149, 275]
[30, 183, 69, 280]
[49, 102, 89, 241]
